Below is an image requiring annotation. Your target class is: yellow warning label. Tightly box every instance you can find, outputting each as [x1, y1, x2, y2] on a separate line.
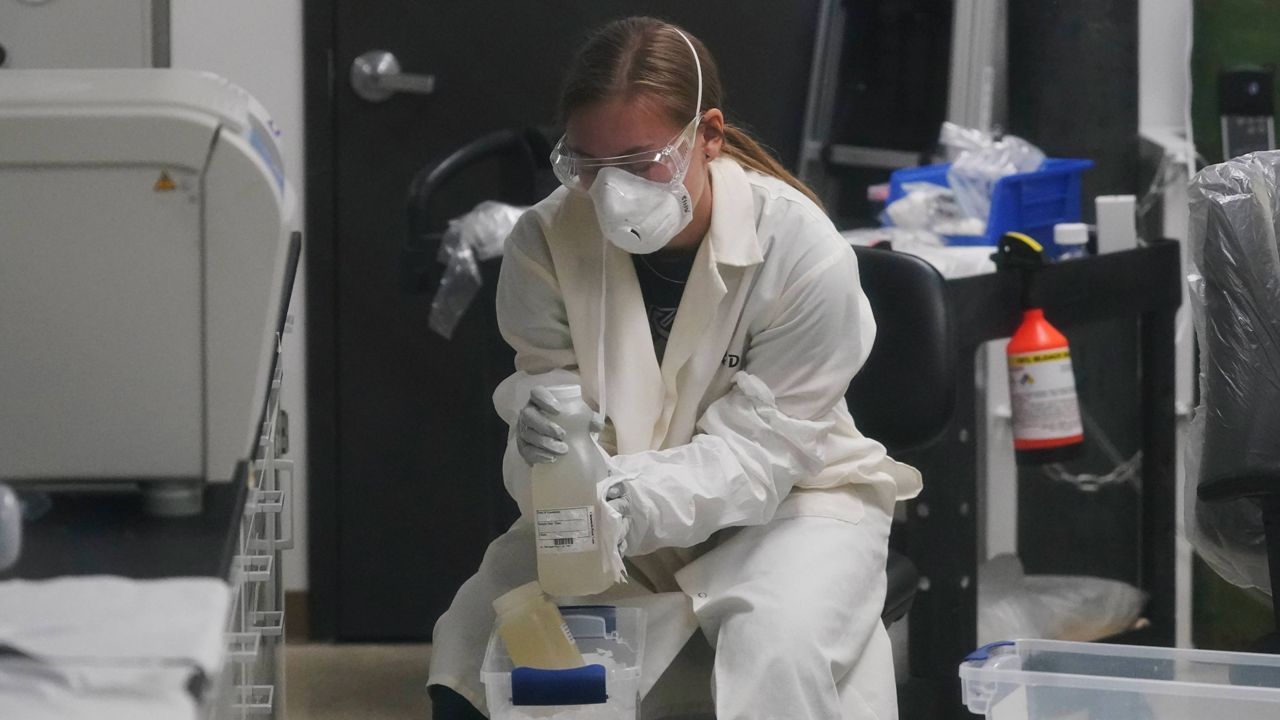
[1009, 349, 1071, 365]
[153, 171, 177, 192]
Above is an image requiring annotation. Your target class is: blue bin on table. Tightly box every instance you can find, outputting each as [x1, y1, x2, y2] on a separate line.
[886, 158, 1093, 257]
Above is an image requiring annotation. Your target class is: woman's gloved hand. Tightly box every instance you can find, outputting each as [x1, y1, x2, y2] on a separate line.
[516, 387, 605, 465]
[604, 481, 632, 557]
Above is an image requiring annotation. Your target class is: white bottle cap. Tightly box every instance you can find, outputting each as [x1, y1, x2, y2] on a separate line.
[545, 385, 583, 401]
[1054, 222, 1089, 246]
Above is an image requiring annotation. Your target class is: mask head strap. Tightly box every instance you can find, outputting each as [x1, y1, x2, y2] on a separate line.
[594, 28, 703, 428]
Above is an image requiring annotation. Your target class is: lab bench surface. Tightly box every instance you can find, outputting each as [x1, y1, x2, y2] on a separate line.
[0, 477, 246, 582]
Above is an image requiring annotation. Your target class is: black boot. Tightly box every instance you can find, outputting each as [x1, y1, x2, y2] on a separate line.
[428, 684, 487, 720]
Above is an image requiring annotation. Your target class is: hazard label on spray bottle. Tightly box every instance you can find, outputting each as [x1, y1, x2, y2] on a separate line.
[536, 506, 598, 553]
[1008, 349, 1083, 445]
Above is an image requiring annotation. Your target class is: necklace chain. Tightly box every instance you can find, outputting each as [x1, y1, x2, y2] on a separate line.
[638, 255, 690, 285]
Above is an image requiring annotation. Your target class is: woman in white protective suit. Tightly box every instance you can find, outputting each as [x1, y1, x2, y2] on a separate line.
[427, 16, 921, 720]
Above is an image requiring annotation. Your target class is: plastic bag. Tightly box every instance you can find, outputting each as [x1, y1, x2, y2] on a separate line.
[882, 182, 965, 230]
[1185, 150, 1280, 594]
[978, 554, 1147, 645]
[940, 122, 1045, 223]
[429, 201, 527, 339]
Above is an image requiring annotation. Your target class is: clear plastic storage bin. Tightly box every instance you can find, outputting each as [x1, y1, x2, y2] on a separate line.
[482, 605, 645, 720]
[960, 639, 1280, 720]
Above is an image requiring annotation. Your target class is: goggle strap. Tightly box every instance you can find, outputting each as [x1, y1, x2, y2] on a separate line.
[673, 28, 702, 124]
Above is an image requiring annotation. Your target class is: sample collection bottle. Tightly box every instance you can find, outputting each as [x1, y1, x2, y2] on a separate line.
[1054, 222, 1090, 260]
[530, 385, 614, 597]
[492, 581, 583, 669]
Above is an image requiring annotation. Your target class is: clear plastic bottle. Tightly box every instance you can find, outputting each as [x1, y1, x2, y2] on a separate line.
[530, 385, 614, 597]
[1054, 222, 1090, 261]
[492, 581, 583, 669]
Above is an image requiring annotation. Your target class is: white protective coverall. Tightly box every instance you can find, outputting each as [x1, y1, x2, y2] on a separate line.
[428, 158, 922, 719]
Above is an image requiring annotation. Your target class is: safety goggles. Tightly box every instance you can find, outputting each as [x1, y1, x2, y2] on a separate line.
[550, 114, 701, 193]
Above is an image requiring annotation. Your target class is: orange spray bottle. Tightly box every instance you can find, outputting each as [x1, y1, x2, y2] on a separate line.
[996, 232, 1084, 464]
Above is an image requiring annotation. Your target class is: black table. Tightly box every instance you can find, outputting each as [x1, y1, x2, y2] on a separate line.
[0, 463, 248, 582]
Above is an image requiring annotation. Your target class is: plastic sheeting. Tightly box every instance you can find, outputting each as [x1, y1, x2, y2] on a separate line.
[429, 201, 527, 339]
[940, 122, 1045, 223]
[1186, 150, 1280, 595]
[978, 554, 1147, 645]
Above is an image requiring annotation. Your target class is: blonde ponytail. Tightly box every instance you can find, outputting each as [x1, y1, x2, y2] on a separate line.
[722, 124, 824, 209]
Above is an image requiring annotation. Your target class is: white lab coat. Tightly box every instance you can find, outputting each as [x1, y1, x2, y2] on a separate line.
[428, 158, 922, 719]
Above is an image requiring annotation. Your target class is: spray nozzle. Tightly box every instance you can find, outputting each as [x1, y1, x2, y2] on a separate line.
[993, 232, 1049, 309]
[992, 232, 1047, 272]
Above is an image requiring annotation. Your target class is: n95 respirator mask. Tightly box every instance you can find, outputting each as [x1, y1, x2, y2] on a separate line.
[587, 166, 695, 255]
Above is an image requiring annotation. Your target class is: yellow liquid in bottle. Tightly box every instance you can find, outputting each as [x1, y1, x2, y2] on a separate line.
[493, 582, 583, 669]
[530, 386, 614, 597]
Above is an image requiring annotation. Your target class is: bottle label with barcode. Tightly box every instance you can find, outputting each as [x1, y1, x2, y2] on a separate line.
[536, 506, 597, 554]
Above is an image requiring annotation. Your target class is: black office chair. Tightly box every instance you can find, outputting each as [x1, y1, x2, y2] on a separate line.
[847, 246, 956, 626]
[1189, 152, 1280, 654]
[404, 126, 557, 295]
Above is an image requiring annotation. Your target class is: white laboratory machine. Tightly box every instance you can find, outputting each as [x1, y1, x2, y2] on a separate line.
[0, 69, 297, 515]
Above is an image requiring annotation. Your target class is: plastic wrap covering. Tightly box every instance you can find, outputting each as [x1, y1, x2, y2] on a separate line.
[978, 554, 1147, 645]
[1186, 150, 1280, 594]
[428, 201, 526, 339]
[939, 121, 1045, 223]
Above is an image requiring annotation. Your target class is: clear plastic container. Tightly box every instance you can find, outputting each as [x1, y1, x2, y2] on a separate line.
[960, 639, 1280, 720]
[493, 582, 584, 670]
[482, 605, 645, 720]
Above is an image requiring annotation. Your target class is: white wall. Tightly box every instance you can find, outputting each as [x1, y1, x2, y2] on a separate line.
[171, 0, 309, 592]
[1139, 0, 1195, 648]
[1140, 0, 1193, 132]
[0, 0, 155, 68]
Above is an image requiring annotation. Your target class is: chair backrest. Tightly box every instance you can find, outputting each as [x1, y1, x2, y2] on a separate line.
[402, 127, 556, 294]
[846, 246, 955, 454]
[1192, 152, 1280, 501]
[1187, 151, 1280, 627]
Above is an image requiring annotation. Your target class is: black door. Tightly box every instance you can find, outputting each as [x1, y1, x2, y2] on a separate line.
[306, 1, 821, 640]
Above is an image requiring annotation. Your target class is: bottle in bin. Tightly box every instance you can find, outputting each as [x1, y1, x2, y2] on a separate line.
[491, 581, 583, 669]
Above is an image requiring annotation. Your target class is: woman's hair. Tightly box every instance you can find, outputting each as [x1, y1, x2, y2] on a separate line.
[559, 16, 822, 207]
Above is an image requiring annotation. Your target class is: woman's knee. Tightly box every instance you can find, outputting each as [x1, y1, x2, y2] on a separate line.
[717, 607, 835, 674]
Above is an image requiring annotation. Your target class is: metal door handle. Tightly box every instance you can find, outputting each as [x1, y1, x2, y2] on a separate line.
[351, 50, 436, 102]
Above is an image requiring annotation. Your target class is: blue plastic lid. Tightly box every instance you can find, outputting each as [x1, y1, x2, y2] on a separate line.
[511, 664, 608, 706]
[964, 641, 1016, 663]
